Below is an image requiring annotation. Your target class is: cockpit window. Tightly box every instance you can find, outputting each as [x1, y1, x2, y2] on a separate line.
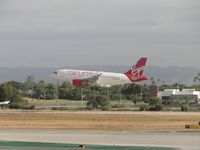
[53, 72, 57, 74]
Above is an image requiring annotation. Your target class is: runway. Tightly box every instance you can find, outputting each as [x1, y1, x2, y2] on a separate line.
[0, 130, 199, 150]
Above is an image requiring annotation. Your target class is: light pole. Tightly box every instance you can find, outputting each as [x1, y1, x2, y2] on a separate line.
[140, 86, 143, 100]
[43, 89, 46, 100]
[81, 88, 84, 101]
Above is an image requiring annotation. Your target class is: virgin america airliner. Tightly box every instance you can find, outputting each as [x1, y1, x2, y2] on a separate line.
[53, 57, 148, 87]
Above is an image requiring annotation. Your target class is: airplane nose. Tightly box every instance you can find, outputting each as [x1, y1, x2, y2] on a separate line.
[51, 71, 58, 79]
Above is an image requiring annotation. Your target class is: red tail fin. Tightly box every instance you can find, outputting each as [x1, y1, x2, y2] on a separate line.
[124, 57, 148, 83]
[134, 57, 147, 71]
[125, 57, 147, 77]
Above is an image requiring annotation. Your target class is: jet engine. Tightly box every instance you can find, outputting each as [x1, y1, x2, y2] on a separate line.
[72, 79, 89, 87]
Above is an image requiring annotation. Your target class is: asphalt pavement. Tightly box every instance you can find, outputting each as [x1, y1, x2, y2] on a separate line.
[0, 130, 199, 150]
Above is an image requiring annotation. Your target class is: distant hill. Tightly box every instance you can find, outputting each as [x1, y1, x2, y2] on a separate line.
[0, 66, 199, 85]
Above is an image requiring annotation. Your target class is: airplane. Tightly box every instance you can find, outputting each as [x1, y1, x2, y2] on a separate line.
[53, 57, 148, 87]
[0, 101, 11, 109]
[0, 101, 10, 105]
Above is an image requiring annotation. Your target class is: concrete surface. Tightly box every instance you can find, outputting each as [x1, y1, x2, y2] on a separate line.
[0, 130, 199, 150]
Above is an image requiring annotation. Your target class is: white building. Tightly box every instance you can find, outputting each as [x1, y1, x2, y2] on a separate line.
[158, 89, 200, 103]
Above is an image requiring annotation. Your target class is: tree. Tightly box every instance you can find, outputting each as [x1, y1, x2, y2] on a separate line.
[193, 73, 200, 83]
[148, 97, 161, 105]
[109, 85, 123, 100]
[33, 80, 46, 99]
[45, 83, 56, 99]
[24, 75, 36, 91]
[193, 73, 200, 90]
[131, 95, 142, 104]
[150, 77, 156, 85]
[87, 95, 110, 110]
[139, 104, 148, 111]
[121, 84, 142, 100]
[6, 81, 23, 90]
[0, 83, 21, 102]
[149, 104, 163, 111]
[181, 105, 189, 111]
[58, 82, 73, 99]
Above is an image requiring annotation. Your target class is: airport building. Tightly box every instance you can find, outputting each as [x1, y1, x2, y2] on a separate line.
[157, 89, 200, 104]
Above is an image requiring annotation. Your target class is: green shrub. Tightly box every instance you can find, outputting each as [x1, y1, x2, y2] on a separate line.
[87, 95, 110, 110]
[9, 103, 28, 109]
[139, 104, 148, 111]
[52, 107, 68, 110]
[148, 97, 161, 105]
[9, 98, 35, 110]
[9, 103, 21, 109]
[149, 104, 163, 111]
[30, 105, 35, 110]
[154, 104, 163, 111]
[111, 104, 126, 108]
[181, 105, 189, 111]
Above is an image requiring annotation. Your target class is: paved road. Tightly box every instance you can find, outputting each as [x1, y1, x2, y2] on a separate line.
[0, 130, 199, 150]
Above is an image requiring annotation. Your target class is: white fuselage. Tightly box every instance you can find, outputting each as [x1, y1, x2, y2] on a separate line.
[53, 69, 132, 87]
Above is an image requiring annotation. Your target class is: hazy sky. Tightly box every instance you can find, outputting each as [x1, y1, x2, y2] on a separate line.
[0, 0, 199, 68]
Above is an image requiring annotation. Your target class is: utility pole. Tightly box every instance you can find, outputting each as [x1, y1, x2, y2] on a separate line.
[81, 88, 84, 101]
[31, 88, 33, 101]
[107, 88, 110, 98]
[119, 85, 122, 103]
[43, 89, 46, 100]
[54, 81, 59, 99]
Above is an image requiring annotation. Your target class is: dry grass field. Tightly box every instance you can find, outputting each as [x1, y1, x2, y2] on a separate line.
[0, 110, 200, 131]
[24, 98, 134, 109]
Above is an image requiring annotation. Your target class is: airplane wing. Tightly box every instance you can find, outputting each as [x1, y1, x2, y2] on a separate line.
[0, 101, 11, 105]
[83, 74, 100, 85]
[72, 74, 101, 87]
